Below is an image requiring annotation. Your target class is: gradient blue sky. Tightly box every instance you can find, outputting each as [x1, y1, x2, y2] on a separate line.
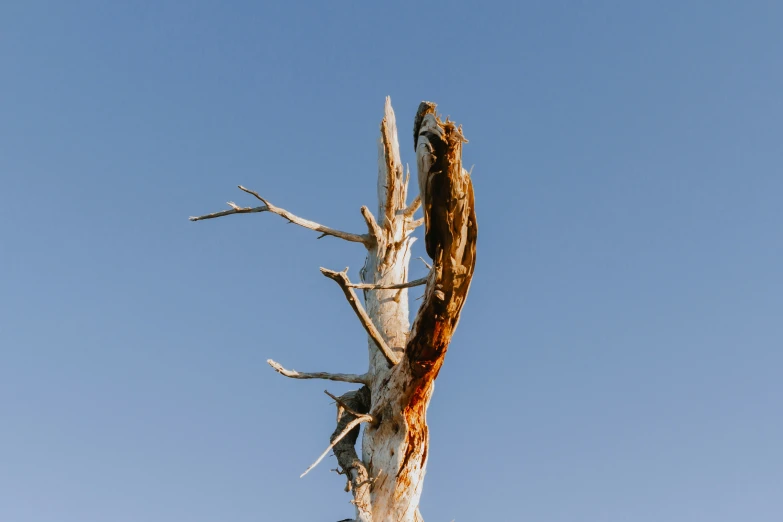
[2, 1, 782, 521]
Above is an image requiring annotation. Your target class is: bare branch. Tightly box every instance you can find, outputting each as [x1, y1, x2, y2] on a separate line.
[407, 217, 425, 231]
[402, 195, 421, 219]
[417, 257, 432, 270]
[320, 267, 399, 366]
[301, 414, 373, 478]
[344, 277, 427, 291]
[360, 206, 382, 244]
[324, 390, 366, 419]
[267, 360, 369, 384]
[237, 185, 270, 206]
[190, 185, 370, 245]
[189, 204, 267, 221]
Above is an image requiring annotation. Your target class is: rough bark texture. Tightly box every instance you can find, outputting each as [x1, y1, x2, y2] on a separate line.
[190, 97, 477, 522]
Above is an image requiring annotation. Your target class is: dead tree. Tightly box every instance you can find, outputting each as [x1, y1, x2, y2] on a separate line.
[190, 98, 477, 522]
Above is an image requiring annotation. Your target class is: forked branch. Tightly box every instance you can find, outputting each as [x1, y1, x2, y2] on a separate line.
[190, 185, 371, 246]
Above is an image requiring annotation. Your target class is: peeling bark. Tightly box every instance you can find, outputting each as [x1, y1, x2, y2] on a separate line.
[360, 106, 476, 522]
[190, 97, 477, 522]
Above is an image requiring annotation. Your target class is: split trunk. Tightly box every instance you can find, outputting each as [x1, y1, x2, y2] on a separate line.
[191, 98, 477, 521]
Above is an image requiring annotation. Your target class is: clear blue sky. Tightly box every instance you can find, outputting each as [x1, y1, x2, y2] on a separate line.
[2, 1, 781, 521]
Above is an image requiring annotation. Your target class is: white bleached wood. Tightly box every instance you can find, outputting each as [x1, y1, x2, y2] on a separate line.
[267, 360, 369, 384]
[358, 99, 423, 522]
[377, 97, 405, 227]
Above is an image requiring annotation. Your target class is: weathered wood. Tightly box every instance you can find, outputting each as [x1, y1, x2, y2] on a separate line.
[331, 387, 373, 521]
[189, 186, 371, 245]
[408, 116, 476, 380]
[190, 98, 477, 522]
[266, 359, 369, 384]
[360, 108, 477, 522]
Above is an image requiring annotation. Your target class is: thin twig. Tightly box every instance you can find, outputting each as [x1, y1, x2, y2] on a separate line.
[300, 415, 372, 478]
[267, 359, 369, 384]
[189, 204, 268, 221]
[237, 185, 270, 206]
[320, 267, 399, 366]
[324, 390, 366, 419]
[190, 185, 370, 245]
[418, 257, 432, 270]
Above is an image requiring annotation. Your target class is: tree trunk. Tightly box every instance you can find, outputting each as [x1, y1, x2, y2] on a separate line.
[190, 98, 477, 521]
